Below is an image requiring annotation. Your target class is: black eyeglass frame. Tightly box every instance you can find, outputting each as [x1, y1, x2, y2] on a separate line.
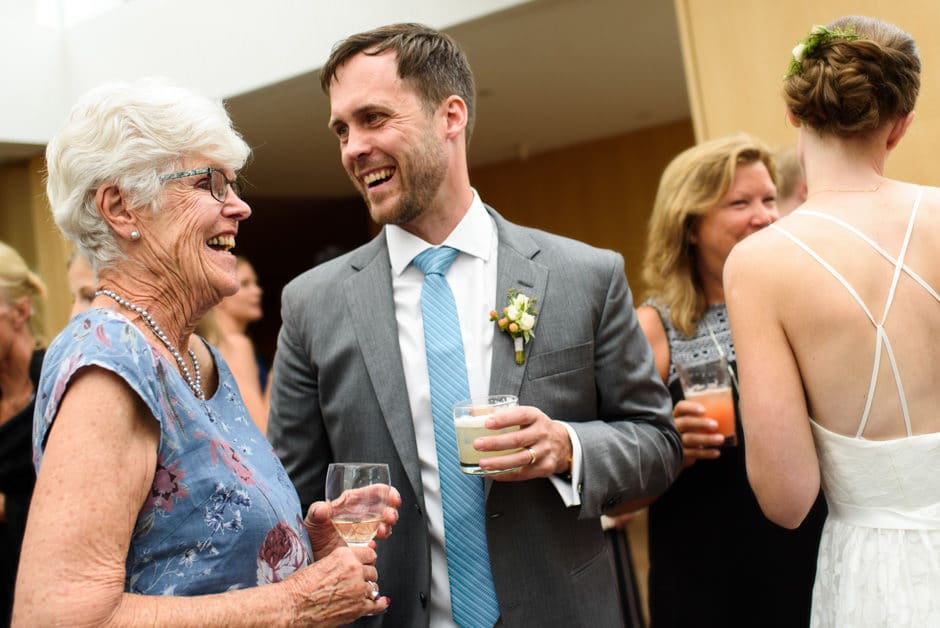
[159, 167, 242, 203]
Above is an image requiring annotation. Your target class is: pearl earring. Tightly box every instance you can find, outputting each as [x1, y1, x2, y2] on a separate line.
[130, 230, 140, 241]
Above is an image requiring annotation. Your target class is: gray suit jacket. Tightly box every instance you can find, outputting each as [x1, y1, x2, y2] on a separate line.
[268, 207, 680, 627]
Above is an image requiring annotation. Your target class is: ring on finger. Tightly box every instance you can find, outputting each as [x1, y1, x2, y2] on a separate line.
[367, 580, 380, 601]
[527, 447, 537, 465]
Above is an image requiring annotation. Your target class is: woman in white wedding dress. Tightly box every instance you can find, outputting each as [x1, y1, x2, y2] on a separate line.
[724, 15, 939, 627]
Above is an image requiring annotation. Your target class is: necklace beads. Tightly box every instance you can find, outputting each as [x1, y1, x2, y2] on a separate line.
[95, 289, 205, 400]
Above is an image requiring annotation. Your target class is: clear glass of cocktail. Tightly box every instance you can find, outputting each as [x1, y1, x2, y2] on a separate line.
[324, 463, 391, 546]
[675, 356, 737, 447]
[452, 394, 523, 475]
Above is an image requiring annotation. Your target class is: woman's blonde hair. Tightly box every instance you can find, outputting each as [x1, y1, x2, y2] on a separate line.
[642, 133, 774, 336]
[0, 240, 48, 346]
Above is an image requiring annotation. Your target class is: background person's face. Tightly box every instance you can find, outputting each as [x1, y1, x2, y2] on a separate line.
[215, 260, 262, 324]
[692, 160, 779, 282]
[67, 255, 96, 317]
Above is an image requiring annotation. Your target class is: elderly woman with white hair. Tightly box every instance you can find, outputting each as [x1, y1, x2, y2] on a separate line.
[13, 78, 398, 626]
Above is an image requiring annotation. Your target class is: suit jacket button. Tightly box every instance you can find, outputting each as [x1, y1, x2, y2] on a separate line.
[419, 592, 428, 608]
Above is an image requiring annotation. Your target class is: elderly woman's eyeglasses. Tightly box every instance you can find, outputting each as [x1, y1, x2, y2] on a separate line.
[159, 167, 242, 203]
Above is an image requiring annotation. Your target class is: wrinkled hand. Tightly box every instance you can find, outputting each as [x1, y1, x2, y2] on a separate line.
[374, 486, 401, 542]
[474, 405, 572, 481]
[305, 488, 402, 560]
[674, 399, 726, 470]
[283, 544, 387, 625]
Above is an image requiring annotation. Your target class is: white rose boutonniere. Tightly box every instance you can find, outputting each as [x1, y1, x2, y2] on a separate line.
[489, 289, 538, 364]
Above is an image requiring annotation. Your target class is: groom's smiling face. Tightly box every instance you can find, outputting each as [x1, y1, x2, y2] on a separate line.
[328, 50, 448, 228]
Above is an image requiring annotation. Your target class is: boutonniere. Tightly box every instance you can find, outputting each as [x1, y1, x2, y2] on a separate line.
[489, 289, 538, 364]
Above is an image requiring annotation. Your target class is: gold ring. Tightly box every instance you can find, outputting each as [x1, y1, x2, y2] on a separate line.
[527, 447, 537, 465]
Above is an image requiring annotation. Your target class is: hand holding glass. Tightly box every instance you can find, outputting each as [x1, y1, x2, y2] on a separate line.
[453, 394, 523, 475]
[675, 356, 737, 447]
[325, 463, 391, 546]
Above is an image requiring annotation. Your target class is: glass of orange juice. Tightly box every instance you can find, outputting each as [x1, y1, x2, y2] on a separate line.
[675, 356, 737, 447]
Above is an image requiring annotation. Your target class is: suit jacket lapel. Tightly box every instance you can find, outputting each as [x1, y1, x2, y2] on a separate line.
[344, 237, 425, 504]
[486, 209, 548, 497]
[488, 208, 548, 398]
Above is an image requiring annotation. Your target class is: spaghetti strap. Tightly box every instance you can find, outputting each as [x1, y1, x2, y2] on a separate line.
[880, 187, 923, 325]
[769, 226, 876, 325]
[795, 202, 940, 303]
[771, 187, 932, 438]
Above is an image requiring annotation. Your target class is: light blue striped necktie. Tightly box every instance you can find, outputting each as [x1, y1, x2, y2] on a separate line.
[412, 246, 499, 628]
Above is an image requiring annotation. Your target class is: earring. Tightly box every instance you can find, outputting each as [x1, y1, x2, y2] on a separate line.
[130, 230, 140, 241]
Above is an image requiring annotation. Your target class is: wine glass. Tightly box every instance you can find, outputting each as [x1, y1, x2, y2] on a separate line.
[325, 463, 391, 546]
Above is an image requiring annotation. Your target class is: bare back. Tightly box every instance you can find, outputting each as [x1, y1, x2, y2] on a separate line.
[765, 182, 940, 439]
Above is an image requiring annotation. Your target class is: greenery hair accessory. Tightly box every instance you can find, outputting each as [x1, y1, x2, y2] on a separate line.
[784, 24, 859, 79]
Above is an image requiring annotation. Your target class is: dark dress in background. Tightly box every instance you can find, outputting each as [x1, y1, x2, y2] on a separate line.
[646, 304, 826, 628]
[0, 349, 44, 627]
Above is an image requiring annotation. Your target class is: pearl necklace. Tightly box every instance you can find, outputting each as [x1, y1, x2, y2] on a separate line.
[95, 289, 204, 400]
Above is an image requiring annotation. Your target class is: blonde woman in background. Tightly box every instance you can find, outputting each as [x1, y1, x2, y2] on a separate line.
[638, 134, 825, 628]
[0, 242, 46, 627]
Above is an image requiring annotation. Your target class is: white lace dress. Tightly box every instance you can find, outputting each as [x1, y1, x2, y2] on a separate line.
[772, 188, 940, 626]
[809, 423, 940, 626]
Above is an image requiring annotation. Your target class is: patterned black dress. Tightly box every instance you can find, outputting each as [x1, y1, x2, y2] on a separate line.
[646, 303, 826, 628]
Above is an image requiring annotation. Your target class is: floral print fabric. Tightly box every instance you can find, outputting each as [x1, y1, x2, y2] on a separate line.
[34, 309, 311, 595]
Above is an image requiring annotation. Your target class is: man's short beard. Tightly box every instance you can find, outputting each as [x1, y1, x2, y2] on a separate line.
[366, 126, 447, 227]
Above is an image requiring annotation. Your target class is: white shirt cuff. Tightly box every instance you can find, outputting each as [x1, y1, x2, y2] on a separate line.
[547, 421, 582, 507]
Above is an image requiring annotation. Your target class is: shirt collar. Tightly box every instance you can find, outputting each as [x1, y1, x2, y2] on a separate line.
[386, 188, 494, 275]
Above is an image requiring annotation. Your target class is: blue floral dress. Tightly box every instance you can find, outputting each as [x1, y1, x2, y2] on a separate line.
[33, 308, 312, 595]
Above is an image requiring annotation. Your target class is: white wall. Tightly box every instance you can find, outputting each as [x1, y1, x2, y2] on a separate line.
[0, 2, 69, 143]
[0, 0, 533, 145]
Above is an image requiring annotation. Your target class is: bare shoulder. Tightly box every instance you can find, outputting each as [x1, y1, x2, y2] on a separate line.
[915, 183, 940, 217]
[220, 332, 254, 354]
[636, 304, 665, 339]
[636, 304, 669, 381]
[724, 226, 784, 283]
[44, 365, 160, 483]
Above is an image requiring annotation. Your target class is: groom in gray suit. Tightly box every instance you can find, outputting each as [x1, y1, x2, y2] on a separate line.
[268, 23, 681, 627]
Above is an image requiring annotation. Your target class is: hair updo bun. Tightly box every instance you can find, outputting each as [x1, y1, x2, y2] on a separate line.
[784, 15, 920, 137]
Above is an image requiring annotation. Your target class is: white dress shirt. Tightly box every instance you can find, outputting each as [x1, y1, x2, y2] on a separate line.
[386, 190, 583, 627]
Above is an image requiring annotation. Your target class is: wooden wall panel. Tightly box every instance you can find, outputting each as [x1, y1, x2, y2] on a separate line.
[471, 118, 696, 302]
[0, 158, 71, 344]
[0, 164, 36, 262]
[675, 0, 940, 185]
[1, 158, 73, 341]
[28, 156, 72, 341]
